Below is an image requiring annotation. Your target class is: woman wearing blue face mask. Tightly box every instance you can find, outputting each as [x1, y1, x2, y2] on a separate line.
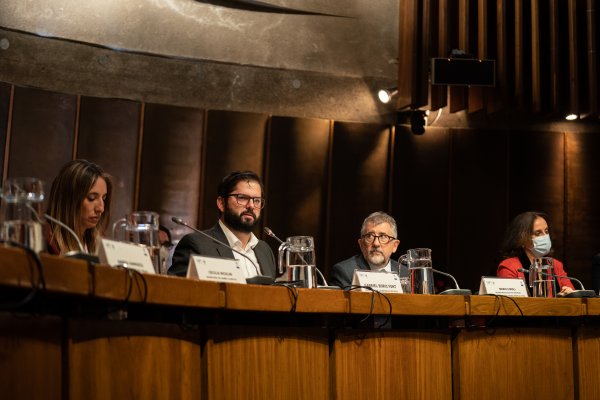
[497, 211, 574, 295]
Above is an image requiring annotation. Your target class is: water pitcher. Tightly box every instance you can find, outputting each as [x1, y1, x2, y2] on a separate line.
[530, 257, 556, 298]
[405, 248, 434, 294]
[112, 211, 161, 272]
[277, 236, 317, 288]
[0, 178, 45, 253]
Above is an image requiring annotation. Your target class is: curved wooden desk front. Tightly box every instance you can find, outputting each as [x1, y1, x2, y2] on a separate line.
[0, 247, 598, 400]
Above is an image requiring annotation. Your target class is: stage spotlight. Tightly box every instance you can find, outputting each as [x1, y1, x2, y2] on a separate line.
[378, 87, 398, 104]
[565, 113, 579, 121]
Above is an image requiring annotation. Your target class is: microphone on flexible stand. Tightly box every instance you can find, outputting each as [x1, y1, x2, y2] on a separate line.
[264, 227, 285, 244]
[44, 213, 100, 263]
[517, 268, 596, 298]
[432, 268, 472, 295]
[172, 217, 272, 285]
[263, 226, 330, 287]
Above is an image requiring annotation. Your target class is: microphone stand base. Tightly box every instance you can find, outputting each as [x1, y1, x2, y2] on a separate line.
[245, 276, 274, 285]
[65, 251, 99, 264]
[439, 288, 472, 296]
[562, 290, 596, 298]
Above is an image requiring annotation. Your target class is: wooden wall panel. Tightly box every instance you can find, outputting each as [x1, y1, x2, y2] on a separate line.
[507, 131, 565, 259]
[392, 126, 450, 267]
[448, 129, 508, 289]
[201, 110, 269, 230]
[328, 122, 391, 270]
[205, 326, 329, 400]
[138, 104, 204, 237]
[453, 328, 574, 400]
[77, 96, 141, 230]
[7, 86, 76, 189]
[334, 331, 452, 400]
[565, 131, 600, 287]
[265, 116, 331, 270]
[0, 83, 9, 180]
[575, 326, 600, 400]
[0, 314, 62, 400]
[68, 319, 201, 400]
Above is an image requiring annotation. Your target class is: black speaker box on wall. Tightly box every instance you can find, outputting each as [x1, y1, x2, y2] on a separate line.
[431, 58, 496, 86]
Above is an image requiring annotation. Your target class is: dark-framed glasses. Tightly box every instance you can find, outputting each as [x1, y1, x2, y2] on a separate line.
[226, 193, 266, 209]
[361, 233, 396, 245]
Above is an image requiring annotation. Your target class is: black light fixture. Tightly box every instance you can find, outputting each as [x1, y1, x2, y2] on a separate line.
[397, 109, 427, 135]
[410, 110, 427, 134]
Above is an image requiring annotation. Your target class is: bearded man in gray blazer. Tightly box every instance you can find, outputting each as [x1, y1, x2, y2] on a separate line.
[168, 171, 276, 280]
[329, 211, 408, 288]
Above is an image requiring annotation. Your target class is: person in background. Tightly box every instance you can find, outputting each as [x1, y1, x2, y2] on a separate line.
[168, 170, 276, 279]
[46, 159, 112, 255]
[329, 211, 408, 288]
[497, 211, 574, 295]
[158, 224, 174, 274]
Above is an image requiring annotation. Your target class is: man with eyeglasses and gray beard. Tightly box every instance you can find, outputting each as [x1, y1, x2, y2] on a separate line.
[329, 211, 408, 288]
[168, 171, 276, 280]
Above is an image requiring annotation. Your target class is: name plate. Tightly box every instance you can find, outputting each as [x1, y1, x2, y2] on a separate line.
[351, 270, 403, 293]
[479, 276, 529, 297]
[187, 254, 246, 284]
[98, 238, 156, 275]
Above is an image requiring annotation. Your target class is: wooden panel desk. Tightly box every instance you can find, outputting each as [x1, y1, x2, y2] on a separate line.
[1, 247, 599, 399]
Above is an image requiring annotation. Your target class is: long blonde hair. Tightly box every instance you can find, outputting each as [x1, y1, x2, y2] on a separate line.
[47, 160, 112, 254]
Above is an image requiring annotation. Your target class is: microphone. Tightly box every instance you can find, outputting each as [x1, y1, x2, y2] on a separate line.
[432, 268, 472, 295]
[172, 217, 271, 284]
[44, 213, 84, 253]
[518, 267, 596, 298]
[44, 213, 100, 263]
[263, 226, 330, 287]
[264, 227, 285, 244]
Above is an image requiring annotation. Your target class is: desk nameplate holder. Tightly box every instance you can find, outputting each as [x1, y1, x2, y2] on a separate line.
[98, 238, 156, 275]
[352, 270, 403, 293]
[187, 254, 246, 284]
[479, 276, 529, 297]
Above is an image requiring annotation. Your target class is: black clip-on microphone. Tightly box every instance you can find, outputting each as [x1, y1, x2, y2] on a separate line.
[172, 217, 273, 285]
[432, 268, 472, 295]
[518, 267, 596, 298]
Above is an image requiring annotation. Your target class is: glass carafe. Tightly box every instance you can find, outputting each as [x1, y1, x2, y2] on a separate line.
[112, 211, 160, 272]
[277, 236, 317, 288]
[0, 178, 45, 253]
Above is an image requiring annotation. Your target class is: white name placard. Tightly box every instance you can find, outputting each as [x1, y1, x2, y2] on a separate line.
[98, 238, 156, 275]
[351, 270, 403, 293]
[479, 276, 529, 297]
[187, 255, 247, 284]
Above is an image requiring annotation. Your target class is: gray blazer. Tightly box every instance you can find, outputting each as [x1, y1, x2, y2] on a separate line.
[329, 254, 408, 288]
[168, 222, 277, 279]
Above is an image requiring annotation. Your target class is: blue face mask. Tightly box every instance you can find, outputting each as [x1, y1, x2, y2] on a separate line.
[530, 234, 552, 258]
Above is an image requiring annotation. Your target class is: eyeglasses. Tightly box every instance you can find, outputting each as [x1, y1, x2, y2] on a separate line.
[226, 193, 266, 209]
[361, 233, 396, 245]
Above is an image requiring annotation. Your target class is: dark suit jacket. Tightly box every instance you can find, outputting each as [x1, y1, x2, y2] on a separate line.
[168, 222, 277, 279]
[329, 254, 408, 288]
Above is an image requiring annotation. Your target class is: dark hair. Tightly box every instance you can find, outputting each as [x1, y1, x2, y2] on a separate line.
[159, 224, 172, 244]
[47, 159, 112, 254]
[217, 171, 264, 199]
[500, 211, 551, 258]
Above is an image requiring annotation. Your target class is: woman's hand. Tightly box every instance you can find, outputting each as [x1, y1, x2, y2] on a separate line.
[558, 286, 575, 296]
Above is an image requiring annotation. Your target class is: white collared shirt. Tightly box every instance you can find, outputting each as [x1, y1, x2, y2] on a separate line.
[369, 260, 392, 272]
[218, 220, 261, 278]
